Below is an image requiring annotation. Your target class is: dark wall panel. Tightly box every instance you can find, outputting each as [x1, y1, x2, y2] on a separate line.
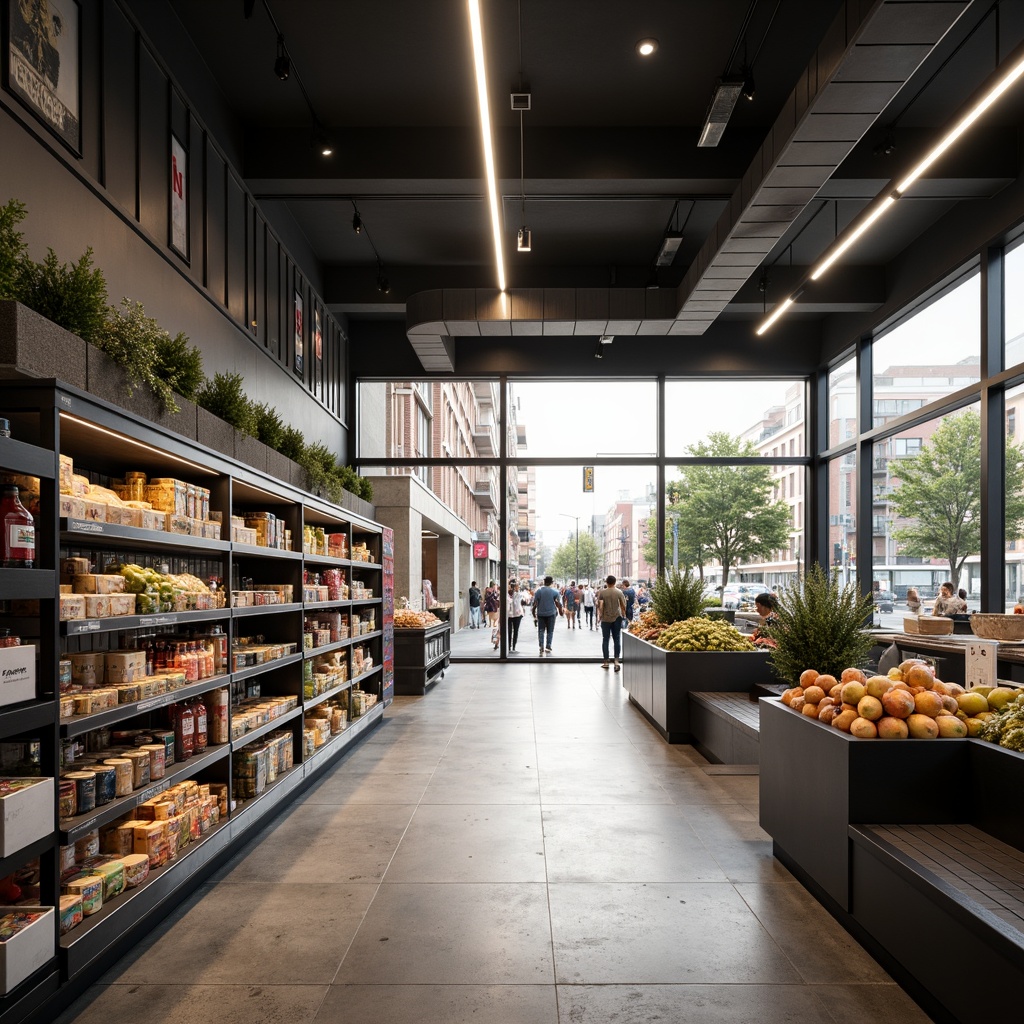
[249, 202, 262, 342]
[205, 144, 226, 305]
[138, 48, 167, 241]
[101, 3, 137, 212]
[187, 114, 203, 283]
[79, 1, 103, 181]
[226, 175, 245, 322]
[265, 234, 280, 360]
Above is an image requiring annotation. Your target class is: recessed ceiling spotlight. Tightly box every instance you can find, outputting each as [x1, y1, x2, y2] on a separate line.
[636, 38, 658, 57]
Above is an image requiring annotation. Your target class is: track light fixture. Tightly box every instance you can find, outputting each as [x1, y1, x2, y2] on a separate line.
[741, 67, 755, 101]
[594, 342, 604, 360]
[352, 208, 362, 234]
[311, 122, 333, 158]
[636, 38, 658, 57]
[274, 34, 290, 80]
[517, 226, 532, 252]
[376, 261, 390, 295]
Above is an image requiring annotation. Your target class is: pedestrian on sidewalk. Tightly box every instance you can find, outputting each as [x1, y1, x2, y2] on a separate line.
[532, 575, 563, 654]
[583, 582, 596, 629]
[563, 581, 578, 629]
[507, 580, 525, 652]
[598, 574, 627, 671]
[484, 581, 500, 648]
[468, 581, 482, 629]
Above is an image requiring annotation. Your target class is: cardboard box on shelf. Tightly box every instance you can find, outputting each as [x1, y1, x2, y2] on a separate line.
[0, 778, 53, 856]
[0, 646, 35, 707]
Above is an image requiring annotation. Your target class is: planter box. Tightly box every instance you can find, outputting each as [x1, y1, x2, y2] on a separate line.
[341, 489, 375, 520]
[0, 906, 54, 994]
[234, 432, 268, 474]
[266, 448, 297, 489]
[196, 406, 236, 459]
[0, 300, 87, 389]
[621, 632, 774, 742]
[759, 698, 970, 910]
[0, 778, 53, 856]
[0, 645, 35, 708]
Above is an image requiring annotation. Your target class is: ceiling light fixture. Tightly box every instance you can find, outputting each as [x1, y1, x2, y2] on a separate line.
[517, 226, 532, 252]
[311, 122, 333, 158]
[894, 49, 1024, 195]
[741, 67, 755, 101]
[376, 261, 390, 295]
[636, 38, 658, 57]
[600, 334, 614, 345]
[656, 231, 683, 266]
[468, 0, 506, 292]
[698, 78, 744, 147]
[274, 34, 290, 80]
[810, 195, 895, 281]
[594, 342, 604, 360]
[755, 296, 795, 337]
[351, 204, 362, 234]
[757, 43, 1024, 335]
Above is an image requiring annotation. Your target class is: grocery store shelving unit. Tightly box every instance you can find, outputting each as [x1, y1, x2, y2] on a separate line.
[0, 380, 392, 1024]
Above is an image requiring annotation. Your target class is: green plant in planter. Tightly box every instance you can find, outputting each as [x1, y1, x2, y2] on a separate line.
[153, 331, 205, 402]
[297, 441, 337, 498]
[277, 425, 305, 462]
[96, 298, 179, 411]
[196, 371, 257, 437]
[354, 475, 373, 502]
[19, 246, 107, 343]
[650, 567, 709, 624]
[252, 402, 286, 451]
[0, 198, 28, 301]
[765, 562, 874, 683]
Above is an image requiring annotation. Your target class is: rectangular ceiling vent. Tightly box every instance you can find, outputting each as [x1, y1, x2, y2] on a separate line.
[698, 78, 743, 148]
[510, 91, 531, 111]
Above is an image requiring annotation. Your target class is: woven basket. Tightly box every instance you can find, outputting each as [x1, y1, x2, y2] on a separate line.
[970, 613, 1024, 641]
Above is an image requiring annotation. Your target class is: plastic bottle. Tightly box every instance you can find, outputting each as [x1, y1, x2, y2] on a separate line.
[1, 485, 34, 568]
[173, 702, 195, 760]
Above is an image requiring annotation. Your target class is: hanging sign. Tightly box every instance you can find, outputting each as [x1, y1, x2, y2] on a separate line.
[583, 467, 594, 492]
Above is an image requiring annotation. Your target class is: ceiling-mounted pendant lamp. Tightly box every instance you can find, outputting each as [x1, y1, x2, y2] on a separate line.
[517, 226, 532, 252]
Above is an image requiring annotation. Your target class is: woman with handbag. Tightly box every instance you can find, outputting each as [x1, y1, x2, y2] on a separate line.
[507, 580, 525, 652]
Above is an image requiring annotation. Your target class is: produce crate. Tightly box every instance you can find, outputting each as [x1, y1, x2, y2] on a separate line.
[0, 907, 54, 993]
[0, 778, 53, 856]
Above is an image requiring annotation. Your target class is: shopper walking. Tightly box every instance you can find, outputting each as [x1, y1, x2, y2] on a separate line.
[507, 580, 525, 652]
[563, 581, 578, 629]
[583, 582, 596, 629]
[484, 581, 501, 648]
[598, 574, 627, 671]
[532, 575, 563, 654]
[468, 581, 482, 629]
[621, 579, 637, 622]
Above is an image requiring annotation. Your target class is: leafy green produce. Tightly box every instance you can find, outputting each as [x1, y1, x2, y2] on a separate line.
[654, 617, 756, 652]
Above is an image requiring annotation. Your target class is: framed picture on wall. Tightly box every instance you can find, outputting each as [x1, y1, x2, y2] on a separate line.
[170, 133, 189, 261]
[3, 0, 81, 155]
[293, 287, 304, 375]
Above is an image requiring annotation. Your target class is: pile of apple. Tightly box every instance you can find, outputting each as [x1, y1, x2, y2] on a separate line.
[779, 659, 1014, 739]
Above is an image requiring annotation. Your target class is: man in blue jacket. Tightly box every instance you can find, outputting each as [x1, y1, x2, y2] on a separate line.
[532, 576, 563, 655]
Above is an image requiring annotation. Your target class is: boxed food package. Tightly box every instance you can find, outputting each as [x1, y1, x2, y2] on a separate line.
[104, 651, 147, 684]
[146, 479, 187, 516]
[0, 646, 35, 707]
[61, 875, 102, 917]
[0, 907, 55, 992]
[59, 894, 82, 935]
[71, 574, 126, 595]
[59, 595, 86, 621]
[59, 454, 74, 494]
[142, 509, 166, 532]
[79, 857, 125, 901]
[70, 652, 103, 687]
[0, 778, 53, 856]
[58, 495, 87, 520]
[121, 853, 150, 888]
[80, 500, 106, 522]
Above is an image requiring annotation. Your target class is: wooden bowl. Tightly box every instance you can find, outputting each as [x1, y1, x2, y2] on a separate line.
[970, 613, 1024, 641]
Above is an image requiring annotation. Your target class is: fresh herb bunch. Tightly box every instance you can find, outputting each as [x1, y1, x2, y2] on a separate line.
[655, 617, 755, 652]
[97, 298, 179, 411]
[196, 371, 258, 436]
[650, 567, 711, 625]
[153, 331, 205, 402]
[19, 247, 108, 343]
[765, 562, 874, 684]
[980, 691, 1024, 752]
[0, 198, 28, 301]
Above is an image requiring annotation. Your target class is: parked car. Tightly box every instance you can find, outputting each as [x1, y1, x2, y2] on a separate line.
[721, 584, 761, 610]
[874, 591, 894, 613]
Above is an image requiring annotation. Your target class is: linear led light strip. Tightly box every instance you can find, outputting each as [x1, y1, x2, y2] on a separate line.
[756, 48, 1024, 336]
[468, 0, 506, 293]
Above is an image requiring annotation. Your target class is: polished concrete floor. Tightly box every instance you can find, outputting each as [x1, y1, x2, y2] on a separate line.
[55, 662, 932, 1024]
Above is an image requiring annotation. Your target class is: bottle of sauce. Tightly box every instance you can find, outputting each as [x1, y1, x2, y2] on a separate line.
[173, 702, 195, 760]
[1, 485, 34, 568]
[191, 695, 208, 753]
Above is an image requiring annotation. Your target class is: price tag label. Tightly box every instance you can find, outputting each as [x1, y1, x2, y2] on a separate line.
[965, 639, 999, 690]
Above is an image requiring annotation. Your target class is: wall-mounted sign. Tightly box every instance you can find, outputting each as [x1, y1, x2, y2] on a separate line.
[293, 289, 303, 375]
[170, 134, 188, 260]
[583, 466, 594, 492]
[472, 541, 488, 559]
[6, 0, 80, 154]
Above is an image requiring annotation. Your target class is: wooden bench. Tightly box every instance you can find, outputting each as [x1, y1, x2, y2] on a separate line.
[849, 823, 1024, 1024]
[688, 691, 761, 765]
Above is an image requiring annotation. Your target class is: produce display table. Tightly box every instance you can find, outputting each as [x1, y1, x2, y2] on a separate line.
[393, 622, 450, 695]
[621, 632, 774, 743]
[872, 631, 1024, 686]
[760, 697, 1024, 1024]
